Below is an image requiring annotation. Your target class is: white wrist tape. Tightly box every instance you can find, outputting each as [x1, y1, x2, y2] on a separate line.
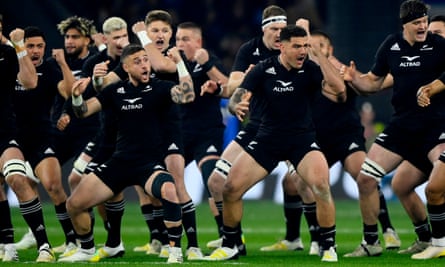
[6, 40, 14, 47]
[176, 60, 189, 78]
[72, 94, 84, 106]
[93, 76, 103, 87]
[98, 44, 107, 52]
[14, 39, 24, 48]
[16, 50, 27, 59]
[136, 31, 152, 47]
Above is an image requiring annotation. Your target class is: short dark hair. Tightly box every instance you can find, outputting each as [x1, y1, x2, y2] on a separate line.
[177, 21, 201, 36]
[177, 21, 200, 31]
[280, 25, 307, 42]
[121, 44, 145, 63]
[400, 0, 429, 24]
[311, 30, 332, 43]
[145, 10, 172, 27]
[262, 5, 286, 20]
[431, 15, 445, 24]
[24, 26, 46, 41]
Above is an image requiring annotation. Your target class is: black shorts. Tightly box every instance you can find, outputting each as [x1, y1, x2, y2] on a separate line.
[183, 127, 224, 165]
[375, 118, 445, 167]
[84, 143, 115, 174]
[233, 122, 259, 149]
[245, 132, 321, 173]
[317, 130, 366, 167]
[18, 133, 57, 169]
[94, 157, 166, 195]
[0, 131, 20, 154]
[54, 126, 99, 165]
[161, 123, 184, 158]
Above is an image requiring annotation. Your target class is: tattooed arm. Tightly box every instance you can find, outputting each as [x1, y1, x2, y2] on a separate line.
[229, 87, 251, 121]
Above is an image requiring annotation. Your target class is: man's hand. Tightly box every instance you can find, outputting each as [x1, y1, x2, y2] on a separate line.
[296, 18, 310, 34]
[417, 85, 432, 107]
[201, 80, 218, 96]
[57, 114, 70, 131]
[132, 21, 146, 34]
[93, 60, 110, 79]
[52, 48, 67, 65]
[343, 60, 357, 83]
[194, 48, 209, 65]
[72, 77, 91, 97]
[92, 33, 106, 51]
[235, 91, 252, 121]
[9, 28, 25, 46]
[167, 47, 182, 63]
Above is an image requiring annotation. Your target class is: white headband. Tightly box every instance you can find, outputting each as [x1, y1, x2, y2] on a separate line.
[261, 15, 287, 29]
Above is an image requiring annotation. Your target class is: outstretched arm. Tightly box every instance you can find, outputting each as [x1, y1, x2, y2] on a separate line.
[343, 61, 387, 95]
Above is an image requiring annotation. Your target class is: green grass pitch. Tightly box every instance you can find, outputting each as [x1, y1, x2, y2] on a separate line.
[4, 200, 444, 266]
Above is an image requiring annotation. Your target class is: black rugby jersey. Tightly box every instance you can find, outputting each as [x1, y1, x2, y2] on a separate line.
[52, 51, 99, 130]
[241, 56, 321, 138]
[232, 36, 280, 128]
[13, 58, 61, 133]
[371, 32, 445, 118]
[96, 78, 175, 163]
[312, 85, 362, 137]
[179, 52, 225, 133]
[0, 44, 19, 133]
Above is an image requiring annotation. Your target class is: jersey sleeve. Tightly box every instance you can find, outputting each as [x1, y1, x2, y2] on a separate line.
[239, 62, 263, 94]
[231, 42, 250, 72]
[370, 35, 393, 77]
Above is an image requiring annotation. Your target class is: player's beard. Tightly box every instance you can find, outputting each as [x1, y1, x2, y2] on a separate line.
[67, 47, 83, 59]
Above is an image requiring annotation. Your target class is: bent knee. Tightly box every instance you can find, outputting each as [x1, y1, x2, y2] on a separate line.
[425, 185, 445, 203]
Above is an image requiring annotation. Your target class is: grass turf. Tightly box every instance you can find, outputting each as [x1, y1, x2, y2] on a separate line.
[4, 199, 444, 266]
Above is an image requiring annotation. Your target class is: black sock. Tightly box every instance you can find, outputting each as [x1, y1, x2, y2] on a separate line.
[140, 204, 154, 242]
[153, 206, 168, 245]
[427, 203, 445, 239]
[181, 200, 198, 248]
[413, 218, 432, 242]
[0, 200, 14, 243]
[377, 186, 394, 232]
[221, 225, 239, 248]
[318, 225, 336, 251]
[167, 225, 182, 248]
[214, 201, 223, 236]
[303, 202, 319, 242]
[104, 199, 125, 247]
[363, 223, 379, 245]
[78, 230, 95, 250]
[55, 201, 77, 244]
[283, 193, 303, 241]
[19, 197, 49, 248]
